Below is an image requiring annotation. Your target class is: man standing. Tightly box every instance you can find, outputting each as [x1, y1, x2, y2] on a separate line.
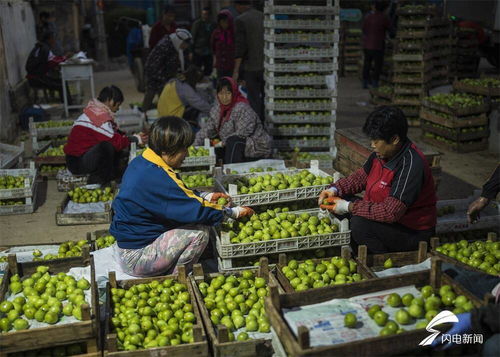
[361, 1, 390, 88]
[232, 0, 264, 121]
[192, 7, 215, 76]
[149, 5, 177, 50]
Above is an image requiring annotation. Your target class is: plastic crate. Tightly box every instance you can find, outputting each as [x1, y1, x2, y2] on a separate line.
[215, 213, 350, 259]
[114, 108, 144, 134]
[270, 126, 331, 136]
[272, 138, 333, 149]
[265, 74, 327, 86]
[266, 101, 336, 111]
[264, 46, 339, 59]
[436, 192, 500, 233]
[266, 88, 336, 98]
[0, 142, 24, 169]
[0, 183, 37, 216]
[0, 162, 37, 199]
[264, 4, 340, 15]
[265, 32, 339, 44]
[265, 61, 338, 72]
[264, 18, 340, 29]
[268, 113, 335, 124]
[29, 118, 73, 138]
[215, 163, 339, 207]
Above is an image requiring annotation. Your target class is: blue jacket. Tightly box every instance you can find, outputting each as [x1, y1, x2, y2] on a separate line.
[110, 148, 224, 249]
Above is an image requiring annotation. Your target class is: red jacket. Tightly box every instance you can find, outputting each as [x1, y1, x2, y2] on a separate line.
[64, 113, 130, 157]
[362, 11, 390, 51]
[333, 141, 437, 231]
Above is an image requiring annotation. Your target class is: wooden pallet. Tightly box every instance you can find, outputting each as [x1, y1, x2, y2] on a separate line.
[0, 339, 100, 357]
[104, 268, 209, 356]
[453, 81, 500, 97]
[0, 255, 99, 355]
[190, 259, 281, 357]
[422, 135, 488, 153]
[264, 258, 485, 357]
[421, 120, 490, 142]
[56, 195, 112, 226]
[422, 99, 489, 117]
[274, 246, 376, 294]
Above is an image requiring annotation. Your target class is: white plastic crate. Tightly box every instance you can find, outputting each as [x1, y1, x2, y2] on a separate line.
[268, 113, 335, 124]
[265, 47, 339, 59]
[215, 214, 350, 259]
[436, 191, 500, 233]
[264, 19, 340, 30]
[215, 163, 340, 206]
[272, 138, 333, 149]
[264, 4, 340, 15]
[266, 101, 337, 111]
[114, 108, 144, 134]
[56, 169, 89, 192]
[265, 61, 338, 72]
[29, 118, 73, 138]
[0, 162, 37, 199]
[265, 74, 327, 86]
[270, 126, 330, 136]
[265, 32, 339, 44]
[266, 88, 336, 98]
[0, 142, 24, 169]
[0, 183, 37, 216]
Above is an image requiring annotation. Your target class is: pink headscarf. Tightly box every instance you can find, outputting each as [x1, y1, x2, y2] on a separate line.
[217, 77, 248, 132]
[83, 99, 115, 127]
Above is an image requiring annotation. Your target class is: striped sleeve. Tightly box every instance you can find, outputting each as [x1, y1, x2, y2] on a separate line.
[390, 150, 425, 207]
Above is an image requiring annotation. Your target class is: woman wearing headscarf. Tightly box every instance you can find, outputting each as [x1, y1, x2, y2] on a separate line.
[211, 10, 235, 79]
[194, 77, 271, 164]
[142, 28, 192, 112]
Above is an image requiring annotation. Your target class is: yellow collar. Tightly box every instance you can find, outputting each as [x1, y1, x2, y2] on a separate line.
[142, 148, 174, 172]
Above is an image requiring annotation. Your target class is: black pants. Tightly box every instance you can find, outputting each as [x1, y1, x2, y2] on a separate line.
[193, 54, 213, 76]
[362, 49, 384, 84]
[66, 141, 127, 186]
[244, 70, 264, 121]
[214, 136, 247, 164]
[350, 215, 434, 254]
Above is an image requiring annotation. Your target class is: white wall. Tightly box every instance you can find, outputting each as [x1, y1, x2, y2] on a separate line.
[0, 0, 36, 141]
[0, 0, 37, 86]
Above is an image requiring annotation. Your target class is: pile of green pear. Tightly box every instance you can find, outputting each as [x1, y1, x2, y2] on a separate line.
[281, 152, 331, 161]
[460, 78, 500, 88]
[187, 146, 209, 157]
[32, 239, 90, 261]
[427, 93, 483, 109]
[39, 145, 64, 157]
[252, 200, 317, 214]
[276, 124, 328, 129]
[275, 99, 331, 105]
[0, 266, 91, 333]
[230, 167, 275, 175]
[230, 170, 332, 194]
[36, 120, 73, 128]
[198, 271, 270, 342]
[281, 256, 364, 291]
[181, 174, 214, 189]
[0, 198, 24, 206]
[110, 279, 196, 350]
[222, 211, 339, 244]
[437, 205, 455, 217]
[68, 186, 114, 203]
[363, 284, 474, 336]
[40, 165, 65, 174]
[0, 175, 28, 189]
[435, 239, 500, 275]
[96, 234, 116, 249]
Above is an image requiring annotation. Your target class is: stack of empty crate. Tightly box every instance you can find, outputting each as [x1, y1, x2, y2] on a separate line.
[0, 162, 38, 215]
[450, 26, 480, 79]
[340, 25, 362, 77]
[264, 0, 340, 161]
[430, 17, 452, 88]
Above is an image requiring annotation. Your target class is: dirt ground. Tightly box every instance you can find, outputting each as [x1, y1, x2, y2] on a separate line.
[0, 69, 497, 245]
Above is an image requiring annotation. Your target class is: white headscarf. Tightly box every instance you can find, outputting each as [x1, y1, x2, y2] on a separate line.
[169, 28, 192, 71]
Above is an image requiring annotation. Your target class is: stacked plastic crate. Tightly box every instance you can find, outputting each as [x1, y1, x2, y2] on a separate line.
[0, 161, 38, 215]
[450, 26, 480, 79]
[392, 3, 436, 127]
[264, 0, 340, 165]
[430, 17, 452, 88]
[340, 25, 362, 77]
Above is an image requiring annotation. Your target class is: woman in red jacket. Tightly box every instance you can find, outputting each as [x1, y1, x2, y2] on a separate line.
[64, 86, 146, 185]
[211, 10, 235, 79]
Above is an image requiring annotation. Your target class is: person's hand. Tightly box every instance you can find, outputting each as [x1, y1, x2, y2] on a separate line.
[467, 197, 490, 224]
[431, 313, 472, 350]
[230, 206, 254, 219]
[206, 192, 232, 206]
[319, 196, 340, 211]
[318, 188, 337, 206]
[332, 199, 351, 215]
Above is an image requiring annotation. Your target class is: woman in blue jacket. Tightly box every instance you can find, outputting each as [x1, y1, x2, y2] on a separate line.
[110, 116, 253, 276]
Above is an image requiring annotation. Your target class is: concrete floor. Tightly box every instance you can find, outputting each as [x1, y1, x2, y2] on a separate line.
[0, 69, 497, 245]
